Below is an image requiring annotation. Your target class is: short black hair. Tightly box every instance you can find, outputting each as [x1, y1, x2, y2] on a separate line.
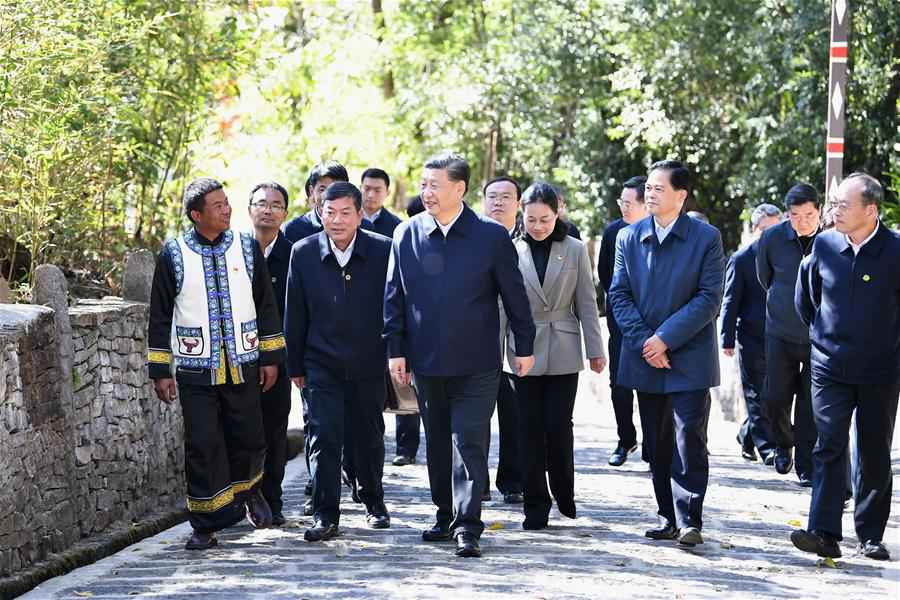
[424, 152, 470, 193]
[521, 181, 569, 241]
[304, 172, 314, 198]
[248, 181, 289, 207]
[322, 181, 362, 211]
[784, 183, 819, 209]
[361, 168, 390, 188]
[844, 172, 883, 207]
[310, 160, 349, 187]
[483, 176, 522, 201]
[622, 175, 647, 201]
[183, 177, 223, 224]
[649, 160, 692, 196]
[406, 194, 424, 217]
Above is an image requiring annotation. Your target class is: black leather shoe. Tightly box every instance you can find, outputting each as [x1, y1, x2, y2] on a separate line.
[677, 527, 704, 547]
[761, 452, 776, 466]
[736, 435, 757, 462]
[645, 523, 679, 540]
[304, 520, 338, 542]
[303, 498, 314, 516]
[455, 531, 481, 558]
[481, 490, 491, 502]
[609, 443, 638, 467]
[392, 455, 415, 466]
[858, 540, 890, 560]
[503, 492, 524, 504]
[774, 447, 793, 475]
[271, 512, 286, 527]
[304, 481, 313, 496]
[795, 474, 813, 488]
[245, 489, 273, 529]
[185, 530, 217, 550]
[422, 524, 452, 542]
[790, 529, 841, 558]
[522, 518, 548, 530]
[366, 503, 391, 529]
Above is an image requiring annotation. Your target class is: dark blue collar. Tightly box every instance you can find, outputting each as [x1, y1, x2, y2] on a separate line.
[422, 203, 476, 238]
[638, 213, 690, 244]
[316, 228, 371, 263]
[837, 222, 888, 257]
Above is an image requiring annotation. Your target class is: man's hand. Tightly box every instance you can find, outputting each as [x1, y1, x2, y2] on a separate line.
[723, 347, 735, 357]
[389, 357, 411, 386]
[514, 355, 535, 377]
[154, 378, 177, 403]
[291, 376, 305, 390]
[589, 356, 607, 374]
[644, 353, 671, 369]
[642, 334, 669, 361]
[260, 365, 278, 392]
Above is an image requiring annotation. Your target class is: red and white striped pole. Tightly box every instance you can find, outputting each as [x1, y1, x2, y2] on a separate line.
[825, 0, 849, 212]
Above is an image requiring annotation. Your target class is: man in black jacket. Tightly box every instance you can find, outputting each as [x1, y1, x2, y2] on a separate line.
[791, 173, 900, 561]
[284, 182, 393, 542]
[248, 181, 294, 526]
[719, 203, 781, 463]
[755, 183, 820, 484]
[597, 175, 647, 466]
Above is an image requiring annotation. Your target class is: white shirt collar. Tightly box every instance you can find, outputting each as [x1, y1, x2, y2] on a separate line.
[435, 203, 465, 237]
[654, 217, 677, 244]
[363, 207, 383, 223]
[845, 221, 880, 256]
[255, 232, 278, 258]
[329, 233, 357, 268]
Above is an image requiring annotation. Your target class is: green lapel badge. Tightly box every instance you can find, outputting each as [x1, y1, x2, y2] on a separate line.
[862, 274, 871, 282]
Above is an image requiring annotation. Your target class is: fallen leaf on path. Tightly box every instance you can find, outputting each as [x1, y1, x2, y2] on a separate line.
[719, 541, 735, 549]
[74, 593, 94, 598]
[575, 532, 592, 538]
[487, 522, 504, 530]
[787, 519, 802, 527]
[816, 557, 838, 569]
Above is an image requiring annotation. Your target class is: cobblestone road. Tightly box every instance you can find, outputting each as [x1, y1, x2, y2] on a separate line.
[22, 372, 900, 599]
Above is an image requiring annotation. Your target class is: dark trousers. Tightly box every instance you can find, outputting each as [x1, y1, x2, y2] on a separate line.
[765, 335, 816, 478]
[178, 380, 266, 534]
[260, 374, 292, 514]
[638, 389, 710, 530]
[485, 371, 523, 495]
[736, 343, 776, 457]
[608, 329, 638, 448]
[416, 370, 499, 538]
[305, 369, 386, 525]
[808, 374, 899, 542]
[513, 373, 579, 523]
[395, 413, 421, 458]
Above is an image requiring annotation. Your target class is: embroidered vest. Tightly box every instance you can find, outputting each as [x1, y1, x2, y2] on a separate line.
[167, 230, 259, 371]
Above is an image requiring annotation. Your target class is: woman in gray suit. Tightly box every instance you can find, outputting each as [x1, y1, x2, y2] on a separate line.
[507, 182, 607, 530]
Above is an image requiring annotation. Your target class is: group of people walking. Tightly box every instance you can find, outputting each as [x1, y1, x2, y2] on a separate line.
[148, 153, 898, 562]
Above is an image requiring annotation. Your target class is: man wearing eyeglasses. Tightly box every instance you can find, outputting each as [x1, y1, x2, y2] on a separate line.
[248, 181, 293, 527]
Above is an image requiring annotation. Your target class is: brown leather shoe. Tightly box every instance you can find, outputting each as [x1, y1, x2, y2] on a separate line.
[185, 530, 217, 550]
[245, 488, 273, 529]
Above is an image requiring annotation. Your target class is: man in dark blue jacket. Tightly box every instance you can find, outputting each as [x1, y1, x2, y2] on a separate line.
[283, 161, 350, 244]
[756, 183, 821, 483]
[608, 160, 725, 548]
[719, 203, 781, 464]
[384, 153, 536, 558]
[284, 182, 393, 542]
[248, 181, 294, 526]
[598, 175, 648, 466]
[791, 173, 900, 561]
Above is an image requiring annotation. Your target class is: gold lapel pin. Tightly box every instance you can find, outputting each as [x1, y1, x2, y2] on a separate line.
[862, 274, 871, 282]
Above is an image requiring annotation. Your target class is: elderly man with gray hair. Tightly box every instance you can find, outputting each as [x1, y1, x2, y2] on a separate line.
[719, 203, 782, 463]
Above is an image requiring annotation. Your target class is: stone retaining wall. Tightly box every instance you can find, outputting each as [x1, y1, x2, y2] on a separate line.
[0, 296, 183, 578]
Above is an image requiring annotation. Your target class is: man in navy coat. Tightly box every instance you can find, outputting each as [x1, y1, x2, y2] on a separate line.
[791, 173, 900, 561]
[248, 181, 294, 526]
[283, 161, 350, 244]
[598, 175, 648, 467]
[384, 153, 536, 558]
[284, 182, 393, 542]
[719, 203, 781, 464]
[608, 160, 725, 548]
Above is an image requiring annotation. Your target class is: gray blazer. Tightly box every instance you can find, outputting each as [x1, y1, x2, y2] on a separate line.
[506, 235, 605, 375]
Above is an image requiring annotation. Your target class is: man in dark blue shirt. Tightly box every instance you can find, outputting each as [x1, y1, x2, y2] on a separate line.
[248, 181, 294, 527]
[284, 182, 393, 542]
[719, 203, 781, 464]
[609, 160, 725, 549]
[384, 153, 536, 558]
[755, 183, 821, 484]
[598, 175, 647, 467]
[791, 173, 900, 561]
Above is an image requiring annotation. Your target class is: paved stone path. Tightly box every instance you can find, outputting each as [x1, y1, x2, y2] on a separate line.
[22, 373, 900, 599]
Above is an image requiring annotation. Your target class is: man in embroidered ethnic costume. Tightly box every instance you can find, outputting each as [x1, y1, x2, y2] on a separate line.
[148, 177, 287, 550]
